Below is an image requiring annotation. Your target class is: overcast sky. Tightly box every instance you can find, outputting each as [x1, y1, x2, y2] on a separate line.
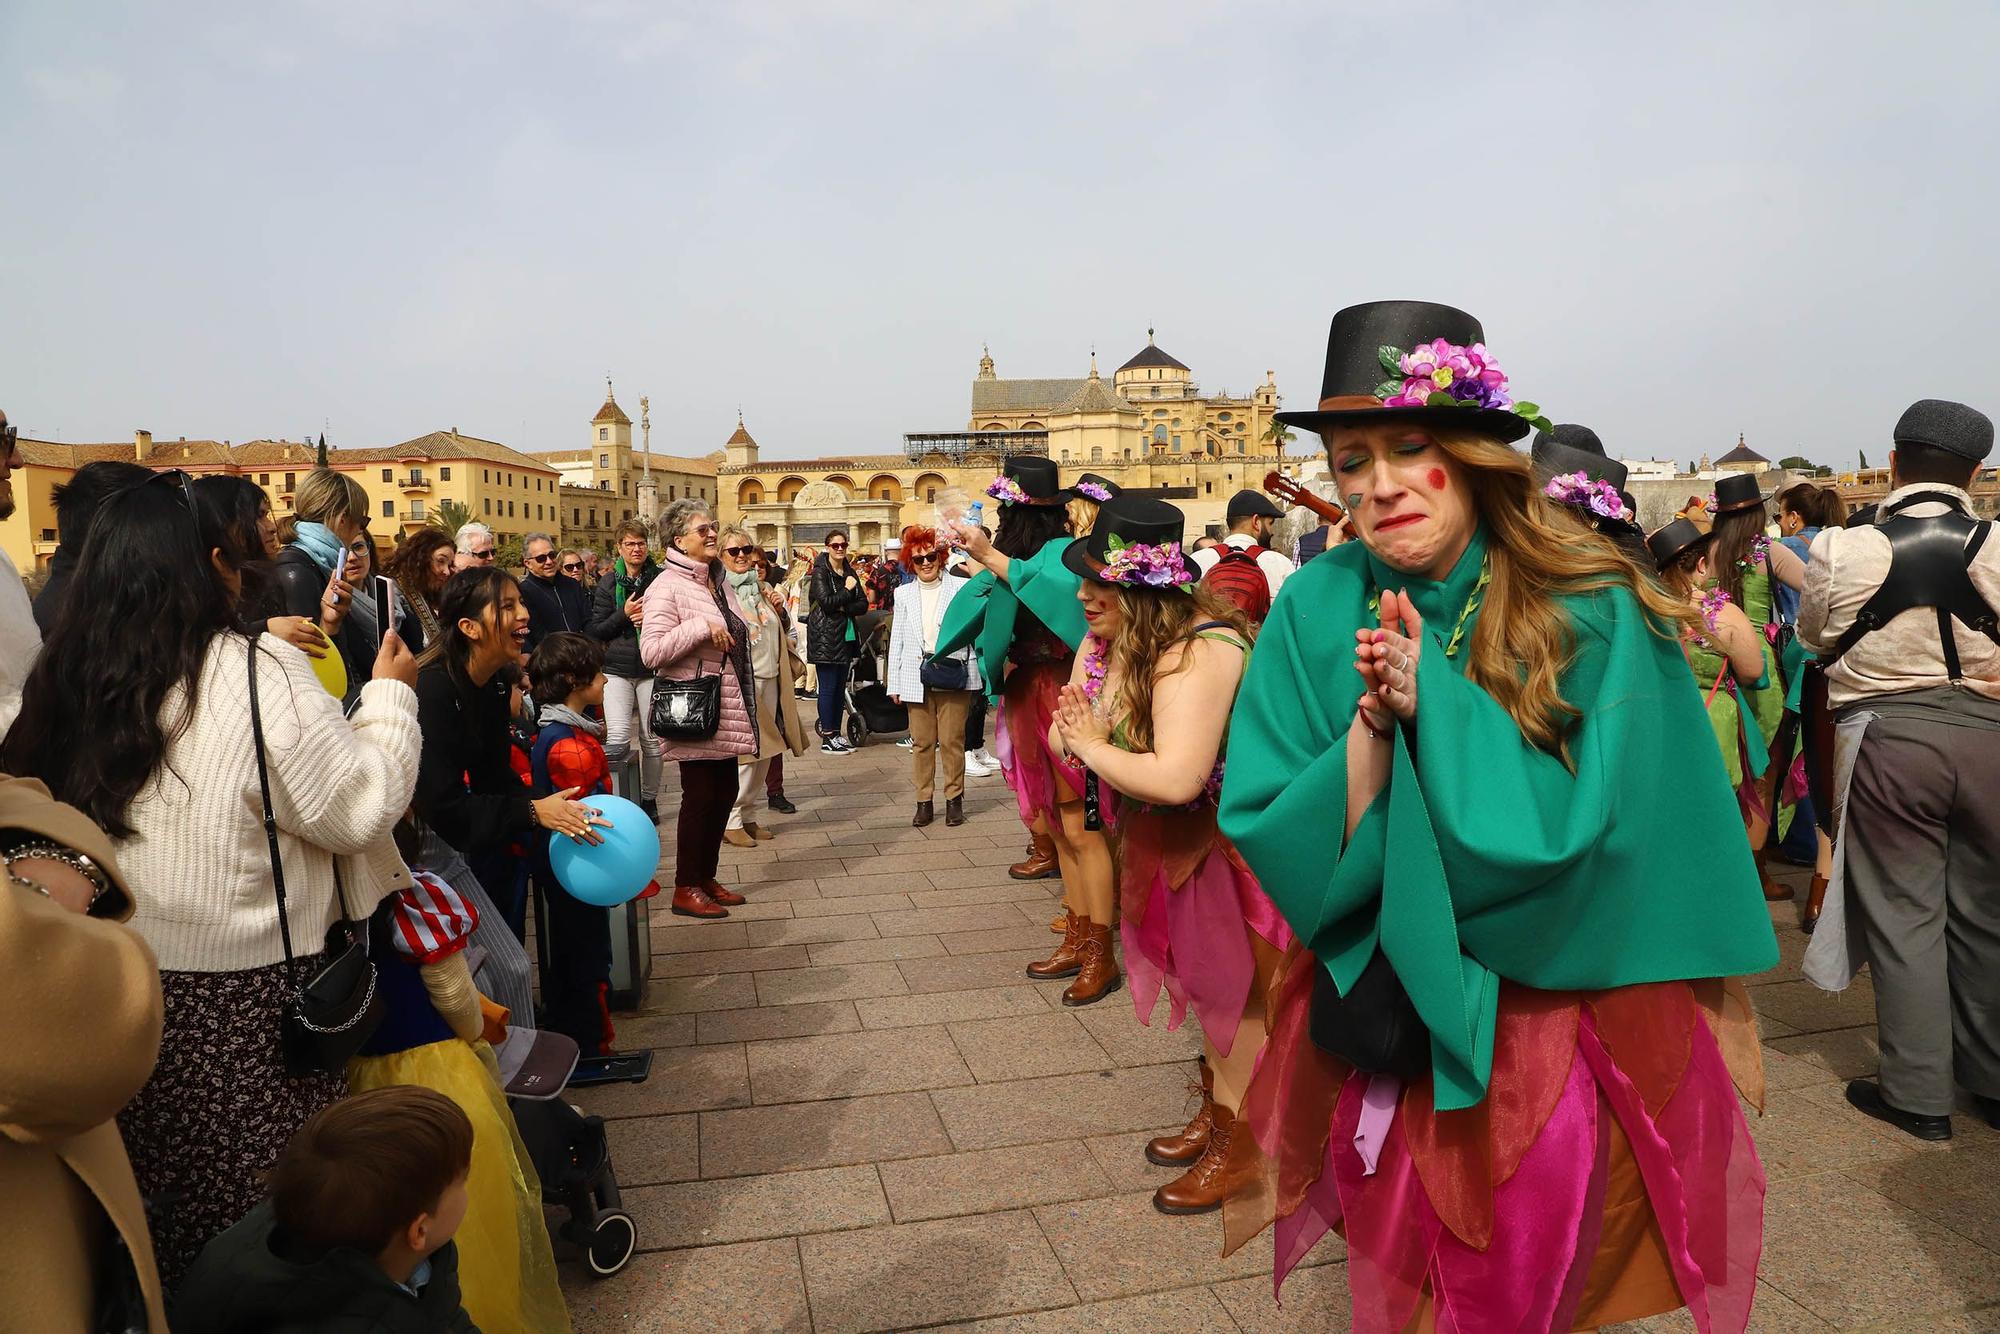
[4, 1, 1994, 470]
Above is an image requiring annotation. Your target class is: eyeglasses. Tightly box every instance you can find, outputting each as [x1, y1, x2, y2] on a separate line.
[470, 548, 496, 562]
[525, 550, 555, 564]
[910, 551, 941, 565]
[0, 424, 17, 456]
[692, 522, 718, 537]
[721, 544, 755, 557]
[561, 561, 584, 574]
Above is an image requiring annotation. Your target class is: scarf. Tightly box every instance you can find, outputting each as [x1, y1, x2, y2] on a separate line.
[291, 521, 346, 576]
[726, 566, 766, 620]
[536, 702, 604, 738]
[396, 576, 443, 646]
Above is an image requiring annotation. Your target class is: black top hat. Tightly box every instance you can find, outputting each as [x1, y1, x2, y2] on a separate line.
[1274, 300, 1537, 443]
[1531, 423, 1628, 491]
[1647, 518, 1713, 572]
[1072, 472, 1121, 502]
[1001, 455, 1067, 505]
[1893, 398, 1994, 462]
[1225, 488, 1283, 523]
[1711, 472, 1770, 514]
[1062, 494, 1190, 585]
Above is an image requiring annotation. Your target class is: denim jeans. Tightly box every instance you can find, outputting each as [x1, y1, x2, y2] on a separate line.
[816, 661, 849, 737]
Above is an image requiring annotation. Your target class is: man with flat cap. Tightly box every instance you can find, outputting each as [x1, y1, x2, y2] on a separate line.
[1799, 398, 2000, 1141]
[1192, 489, 1293, 614]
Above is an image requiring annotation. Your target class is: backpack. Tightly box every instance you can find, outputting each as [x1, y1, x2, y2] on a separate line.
[1201, 544, 1273, 622]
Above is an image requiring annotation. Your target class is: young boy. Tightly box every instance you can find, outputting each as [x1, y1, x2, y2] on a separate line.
[527, 631, 616, 1055]
[175, 1087, 477, 1333]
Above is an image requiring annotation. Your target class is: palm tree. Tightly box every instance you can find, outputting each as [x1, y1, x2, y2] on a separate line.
[1263, 418, 1296, 453]
[428, 499, 472, 541]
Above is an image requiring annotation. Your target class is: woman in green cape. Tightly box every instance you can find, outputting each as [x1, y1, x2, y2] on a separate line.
[1216, 302, 1777, 1332]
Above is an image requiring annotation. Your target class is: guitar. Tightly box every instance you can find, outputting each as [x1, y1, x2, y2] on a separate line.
[1264, 471, 1345, 525]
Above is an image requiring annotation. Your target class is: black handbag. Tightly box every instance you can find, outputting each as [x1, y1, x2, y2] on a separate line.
[919, 653, 970, 692]
[248, 639, 384, 1078]
[650, 652, 724, 740]
[1308, 949, 1431, 1079]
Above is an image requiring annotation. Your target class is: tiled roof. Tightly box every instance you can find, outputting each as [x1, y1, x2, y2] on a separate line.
[534, 448, 594, 465]
[594, 394, 631, 426]
[1057, 378, 1136, 416]
[17, 437, 238, 468]
[971, 378, 1089, 415]
[1715, 442, 1769, 465]
[1117, 341, 1189, 373]
[371, 431, 560, 473]
[654, 452, 720, 476]
[726, 422, 758, 448]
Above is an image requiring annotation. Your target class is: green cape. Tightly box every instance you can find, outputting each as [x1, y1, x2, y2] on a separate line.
[1218, 529, 1778, 1110]
[935, 541, 1089, 703]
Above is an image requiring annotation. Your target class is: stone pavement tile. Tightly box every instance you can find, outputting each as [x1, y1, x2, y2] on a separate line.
[641, 971, 758, 1014]
[856, 985, 1052, 1030]
[1869, 1308, 2000, 1332]
[1074, 1006, 1205, 1068]
[1745, 978, 1878, 1034]
[929, 866, 1037, 890]
[798, 1209, 1077, 1334]
[572, 1044, 750, 1119]
[791, 891, 916, 918]
[1084, 1129, 1193, 1193]
[655, 898, 795, 924]
[874, 903, 1030, 937]
[807, 934, 948, 965]
[754, 961, 910, 1006]
[878, 1140, 1117, 1223]
[746, 915, 882, 947]
[1007, 899, 1068, 929]
[1034, 1191, 1285, 1300]
[1748, 1087, 1947, 1182]
[604, 1113, 699, 1186]
[711, 877, 822, 903]
[1757, 1173, 2000, 1326]
[1841, 1140, 2000, 1251]
[845, 849, 976, 876]
[1756, 1014, 1803, 1041]
[939, 1286, 1242, 1332]
[652, 921, 751, 954]
[1756, 1043, 1840, 1093]
[931, 1062, 1201, 1151]
[624, 1163, 889, 1251]
[816, 871, 934, 898]
[733, 856, 849, 883]
[1212, 1262, 1353, 1332]
[694, 1000, 862, 1045]
[948, 1013, 1115, 1082]
[616, 1012, 698, 1049]
[909, 883, 1052, 910]
[1622, 1282, 1829, 1331]
[899, 948, 1046, 995]
[746, 1026, 974, 1103]
[562, 1237, 812, 1333]
[1790, 1078, 2000, 1144]
[939, 924, 1072, 956]
[962, 843, 1036, 868]
[1766, 1027, 1882, 1082]
[700, 1091, 954, 1179]
[653, 944, 811, 976]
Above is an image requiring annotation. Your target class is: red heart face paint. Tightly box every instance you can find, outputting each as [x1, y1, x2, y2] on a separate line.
[1426, 468, 1448, 491]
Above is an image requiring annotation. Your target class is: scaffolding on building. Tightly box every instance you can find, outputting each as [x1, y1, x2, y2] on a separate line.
[901, 430, 1048, 462]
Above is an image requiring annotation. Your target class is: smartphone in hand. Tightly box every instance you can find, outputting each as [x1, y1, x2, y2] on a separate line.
[371, 575, 395, 651]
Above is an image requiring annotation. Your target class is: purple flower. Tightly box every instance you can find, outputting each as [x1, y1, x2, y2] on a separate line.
[1074, 481, 1112, 502]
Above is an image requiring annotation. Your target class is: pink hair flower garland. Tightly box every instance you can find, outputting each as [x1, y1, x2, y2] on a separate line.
[1099, 534, 1196, 591]
[1692, 586, 1733, 648]
[1073, 480, 1113, 502]
[985, 476, 1030, 505]
[1373, 338, 1554, 435]
[1543, 470, 1633, 522]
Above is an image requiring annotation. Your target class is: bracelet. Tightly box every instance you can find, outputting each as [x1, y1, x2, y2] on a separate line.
[3, 840, 113, 911]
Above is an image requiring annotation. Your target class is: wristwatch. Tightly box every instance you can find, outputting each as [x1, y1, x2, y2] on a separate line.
[2, 837, 114, 913]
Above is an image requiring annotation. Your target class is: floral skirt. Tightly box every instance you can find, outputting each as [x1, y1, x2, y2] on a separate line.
[1224, 969, 1768, 1333]
[995, 657, 1080, 829]
[118, 956, 346, 1292]
[1117, 802, 1295, 1055]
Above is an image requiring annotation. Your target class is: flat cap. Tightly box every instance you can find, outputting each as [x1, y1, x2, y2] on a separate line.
[1226, 489, 1284, 522]
[1893, 398, 1993, 462]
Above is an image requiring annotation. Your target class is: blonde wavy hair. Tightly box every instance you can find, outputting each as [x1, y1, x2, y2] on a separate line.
[1102, 585, 1255, 755]
[1407, 428, 1699, 762]
[1066, 495, 1102, 537]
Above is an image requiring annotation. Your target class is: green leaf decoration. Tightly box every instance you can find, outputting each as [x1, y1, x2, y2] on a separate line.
[1373, 378, 1404, 400]
[1378, 345, 1406, 375]
[1106, 534, 1131, 553]
[1514, 401, 1540, 417]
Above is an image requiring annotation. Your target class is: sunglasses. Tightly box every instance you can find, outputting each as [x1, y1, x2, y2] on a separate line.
[470, 548, 496, 562]
[721, 544, 755, 557]
[828, 541, 849, 550]
[910, 551, 941, 564]
[692, 522, 719, 537]
[561, 561, 584, 574]
[525, 550, 556, 564]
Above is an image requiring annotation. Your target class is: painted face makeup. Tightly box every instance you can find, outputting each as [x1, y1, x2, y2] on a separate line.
[1346, 492, 1365, 510]
[1427, 468, 1448, 491]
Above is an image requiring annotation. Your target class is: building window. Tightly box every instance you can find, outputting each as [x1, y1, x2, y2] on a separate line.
[668, 485, 676, 501]
[381, 468, 393, 482]
[1153, 425, 1168, 444]
[507, 473, 514, 487]
[622, 479, 629, 496]
[484, 498, 492, 515]
[284, 472, 296, 490]
[1090, 446, 1103, 462]
[598, 427, 608, 441]
[1150, 387, 1160, 398]
[41, 528, 56, 542]
[1172, 435, 1182, 450]
[440, 466, 451, 481]
[624, 508, 632, 520]
[925, 487, 936, 502]
[483, 469, 490, 484]
[381, 500, 393, 518]
[259, 472, 270, 485]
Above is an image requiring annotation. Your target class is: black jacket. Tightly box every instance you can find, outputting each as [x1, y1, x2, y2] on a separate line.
[414, 660, 537, 859]
[271, 545, 370, 704]
[174, 1201, 479, 1334]
[518, 571, 591, 655]
[807, 555, 869, 664]
[586, 558, 662, 679]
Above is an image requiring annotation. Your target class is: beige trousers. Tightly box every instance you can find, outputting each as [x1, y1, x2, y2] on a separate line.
[908, 688, 971, 802]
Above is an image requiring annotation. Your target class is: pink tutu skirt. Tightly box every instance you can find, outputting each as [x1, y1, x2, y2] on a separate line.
[995, 657, 1079, 829]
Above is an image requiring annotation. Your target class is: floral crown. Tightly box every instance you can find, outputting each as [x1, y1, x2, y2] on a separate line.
[1073, 480, 1112, 503]
[985, 476, 1031, 505]
[1543, 470, 1633, 523]
[1374, 338, 1554, 436]
[1098, 534, 1195, 591]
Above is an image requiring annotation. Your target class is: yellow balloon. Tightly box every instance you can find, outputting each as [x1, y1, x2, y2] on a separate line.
[307, 631, 347, 699]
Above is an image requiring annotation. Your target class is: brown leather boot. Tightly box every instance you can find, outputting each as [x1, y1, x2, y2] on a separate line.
[1049, 909, 1067, 934]
[912, 800, 934, 828]
[945, 796, 964, 827]
[671, 885, 728, 919]
[1153, 1103, 1235, 1215]
[703, 880, 747, 907]
[1802, 872, 1830, 933]
[1026, 910, 1084, 980]
[1009, 832, 1061, 881]
[1062, 919, 1122, 1007]
[1146, 1061, 1215, 1167]
[1757, 848, 1795, 902]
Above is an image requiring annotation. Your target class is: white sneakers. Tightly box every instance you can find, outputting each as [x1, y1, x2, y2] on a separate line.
[964, 748, 1000, 777]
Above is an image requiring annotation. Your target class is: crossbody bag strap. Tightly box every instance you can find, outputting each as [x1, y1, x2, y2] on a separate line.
[248, 638, 299, 988]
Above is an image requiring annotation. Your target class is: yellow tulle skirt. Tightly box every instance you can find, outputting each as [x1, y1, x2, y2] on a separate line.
[350, 1040, 573, 1334]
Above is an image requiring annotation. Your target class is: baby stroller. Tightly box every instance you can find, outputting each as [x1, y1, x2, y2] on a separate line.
[844, 608, 908, 748]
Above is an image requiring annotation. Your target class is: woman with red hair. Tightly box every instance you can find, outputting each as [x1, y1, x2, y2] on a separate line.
[886, 525, 982, 827]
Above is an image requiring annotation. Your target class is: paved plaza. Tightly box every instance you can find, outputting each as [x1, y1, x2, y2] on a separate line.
[559, 740, 2000, 1333]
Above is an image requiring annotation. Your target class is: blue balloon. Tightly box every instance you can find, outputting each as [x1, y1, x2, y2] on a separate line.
[547, 795, 661, 907]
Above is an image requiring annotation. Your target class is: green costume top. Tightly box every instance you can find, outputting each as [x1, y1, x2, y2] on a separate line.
[1684, 635, 1770, 789]
[1218, 529, 1779, 1111]
[1732, 562, 1784, 746]
[935, 540, 1089, 704]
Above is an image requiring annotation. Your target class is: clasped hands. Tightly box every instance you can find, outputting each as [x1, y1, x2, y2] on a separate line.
[1053, 683, 1110, 762]
[1353, 589, 1424, 741]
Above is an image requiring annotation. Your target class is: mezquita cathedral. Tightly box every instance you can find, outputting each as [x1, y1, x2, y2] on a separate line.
[718, 333, 1301, 552]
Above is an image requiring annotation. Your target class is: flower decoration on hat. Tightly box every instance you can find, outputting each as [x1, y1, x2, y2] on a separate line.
[1074, 480, 1112, 503]
[1543, 471, 1633, 523]
[985, 476, 1031, 505]
[1100, 534, 1196, 592]
[1374, 339, 1554, 435]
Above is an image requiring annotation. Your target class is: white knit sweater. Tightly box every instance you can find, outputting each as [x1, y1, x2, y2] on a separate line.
[114, 632, 422, 973]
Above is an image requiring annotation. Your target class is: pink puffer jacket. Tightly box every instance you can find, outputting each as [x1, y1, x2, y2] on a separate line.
[639, 548, 758, 761]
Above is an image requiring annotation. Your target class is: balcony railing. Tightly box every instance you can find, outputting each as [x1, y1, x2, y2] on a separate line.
[400, 510, 430, 524]
[398, 476, 432, 493]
